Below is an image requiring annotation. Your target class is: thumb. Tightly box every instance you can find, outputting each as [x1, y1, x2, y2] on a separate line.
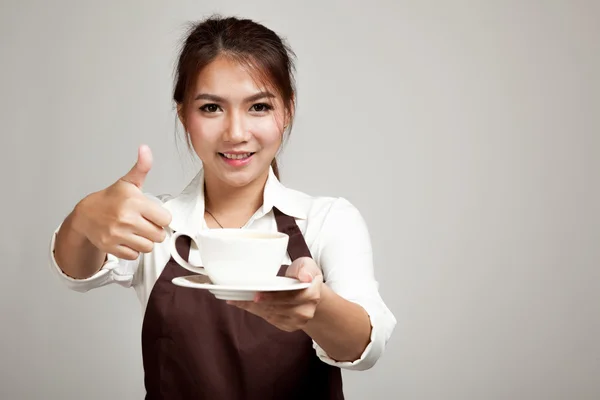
[121, 145, 152, 188]
[286, 257, 322, 283]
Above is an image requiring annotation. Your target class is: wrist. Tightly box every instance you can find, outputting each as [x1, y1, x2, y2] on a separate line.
[305, 283, 333, 329]
[70, 199, 90, 239]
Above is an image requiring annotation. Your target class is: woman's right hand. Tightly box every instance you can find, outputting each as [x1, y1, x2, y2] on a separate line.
[71, 145, 173, 261]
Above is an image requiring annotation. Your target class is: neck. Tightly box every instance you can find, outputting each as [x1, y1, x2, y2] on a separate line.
[203, 169, 269, 226]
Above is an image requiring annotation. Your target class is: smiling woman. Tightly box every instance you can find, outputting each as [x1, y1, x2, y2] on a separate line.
[49, 14, 396, 400]
[173, 16, 296, 186]
[182, 56, 285, 190]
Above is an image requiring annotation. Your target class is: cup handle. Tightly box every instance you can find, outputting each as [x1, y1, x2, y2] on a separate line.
[169, 231, 207, 275]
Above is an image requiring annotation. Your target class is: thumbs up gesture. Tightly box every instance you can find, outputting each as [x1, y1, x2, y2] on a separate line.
[72, 145, 172, 260]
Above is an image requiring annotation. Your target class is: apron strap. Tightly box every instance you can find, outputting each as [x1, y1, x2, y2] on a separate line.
[273, 207, 312, 260]
[273, 207, 313, 277]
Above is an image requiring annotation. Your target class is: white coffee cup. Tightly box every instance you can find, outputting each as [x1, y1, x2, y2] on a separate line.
[169, 229, 289, 286]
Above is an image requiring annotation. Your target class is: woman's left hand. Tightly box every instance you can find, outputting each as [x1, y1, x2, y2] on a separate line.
[227, 257, 324, 332]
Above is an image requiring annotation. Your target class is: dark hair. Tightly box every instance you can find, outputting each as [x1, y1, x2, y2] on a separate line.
[173, 15, 297, 179]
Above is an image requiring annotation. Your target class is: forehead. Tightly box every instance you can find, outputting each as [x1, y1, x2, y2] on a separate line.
[195, 55, 273, 97]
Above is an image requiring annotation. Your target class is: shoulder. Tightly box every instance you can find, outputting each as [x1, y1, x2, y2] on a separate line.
[288, 189, 373, 262]
[310, 196, 361, 222]
[282, 186, 366, 228]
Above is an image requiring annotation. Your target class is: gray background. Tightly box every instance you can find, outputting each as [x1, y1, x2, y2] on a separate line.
[1, 0, 598, 399]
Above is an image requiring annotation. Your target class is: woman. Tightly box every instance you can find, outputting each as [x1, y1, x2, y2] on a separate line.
[50, 15, 396, 399]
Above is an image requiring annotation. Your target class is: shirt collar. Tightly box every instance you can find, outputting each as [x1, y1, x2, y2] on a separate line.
[162, 166, 309, 234]
[261, 167, 310, 220]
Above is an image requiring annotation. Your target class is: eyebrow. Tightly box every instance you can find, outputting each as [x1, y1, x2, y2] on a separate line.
[194, 91, 276, 102]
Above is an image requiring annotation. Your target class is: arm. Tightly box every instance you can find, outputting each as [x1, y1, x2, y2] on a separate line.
[49, 145, 171, 291]
[54, 206, 106, 279]
[309, 197, 396, 370]
[303, 284, 372, 362]
[239, 258, 373, 362]
[230, 198, 396, 370]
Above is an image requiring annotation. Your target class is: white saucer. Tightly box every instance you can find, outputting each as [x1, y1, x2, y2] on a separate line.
[171, 275, 311, 301]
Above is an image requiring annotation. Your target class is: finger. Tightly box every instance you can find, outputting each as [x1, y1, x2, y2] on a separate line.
[140, 200, 172, 228]
[110, 245, 140, 261]
[132, 215, 167, 243]
[121, 145, 152, 189]
[121, 234, 155, 254]
[297, 267, 316, 283]
[284, 258, 304, 280]
[285, 257, 322, 283]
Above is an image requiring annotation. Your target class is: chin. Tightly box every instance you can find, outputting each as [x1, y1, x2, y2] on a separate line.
[221, 176, 253, 188]
[217, 168, 265, 188]
[202, 152, 272, 188]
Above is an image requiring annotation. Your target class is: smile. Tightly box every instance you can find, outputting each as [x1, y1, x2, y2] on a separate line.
[219, 152, 254, 160]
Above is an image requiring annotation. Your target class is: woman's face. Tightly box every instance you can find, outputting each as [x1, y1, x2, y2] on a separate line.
[181, 55, 287, 188]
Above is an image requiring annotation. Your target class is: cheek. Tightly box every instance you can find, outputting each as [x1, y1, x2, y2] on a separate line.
[187, 117, 221, 150]
[250, 118, 284, 147]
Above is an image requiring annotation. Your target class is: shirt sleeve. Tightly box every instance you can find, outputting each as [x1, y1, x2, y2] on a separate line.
[47, 192, 166, 292]
[313, 197, 397, 371]
[48, 224, 142, 292]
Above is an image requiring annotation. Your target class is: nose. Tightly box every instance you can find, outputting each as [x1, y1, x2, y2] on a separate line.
[223, 111, 250, 143]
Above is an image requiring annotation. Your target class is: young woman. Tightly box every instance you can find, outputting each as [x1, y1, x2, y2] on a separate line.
[50, 15, 396, 399]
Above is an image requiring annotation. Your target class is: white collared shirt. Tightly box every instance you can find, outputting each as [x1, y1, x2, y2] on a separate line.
[48, 167, 396, 371]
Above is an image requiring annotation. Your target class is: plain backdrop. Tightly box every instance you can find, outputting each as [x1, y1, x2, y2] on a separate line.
[1, 1, 598, 399]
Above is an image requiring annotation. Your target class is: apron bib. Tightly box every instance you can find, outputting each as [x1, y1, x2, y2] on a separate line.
[141, 207, 344, 399]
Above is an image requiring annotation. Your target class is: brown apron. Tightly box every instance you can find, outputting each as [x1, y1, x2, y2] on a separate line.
[141, 207, 344, 399]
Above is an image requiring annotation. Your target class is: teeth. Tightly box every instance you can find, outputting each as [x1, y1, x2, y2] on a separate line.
[222, 153, 252, 160]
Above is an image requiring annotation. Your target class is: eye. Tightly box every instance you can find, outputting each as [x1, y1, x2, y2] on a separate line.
[199, 104, 221, 113]
[250, 103, 273, 112]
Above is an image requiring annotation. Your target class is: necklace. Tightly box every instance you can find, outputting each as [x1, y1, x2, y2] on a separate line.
[205, 209, 242, 229]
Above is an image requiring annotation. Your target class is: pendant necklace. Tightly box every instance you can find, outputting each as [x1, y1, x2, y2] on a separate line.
[205, 209, 243, 229]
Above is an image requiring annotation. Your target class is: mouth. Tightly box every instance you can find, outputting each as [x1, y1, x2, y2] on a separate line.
[218, 152, 255, 160]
